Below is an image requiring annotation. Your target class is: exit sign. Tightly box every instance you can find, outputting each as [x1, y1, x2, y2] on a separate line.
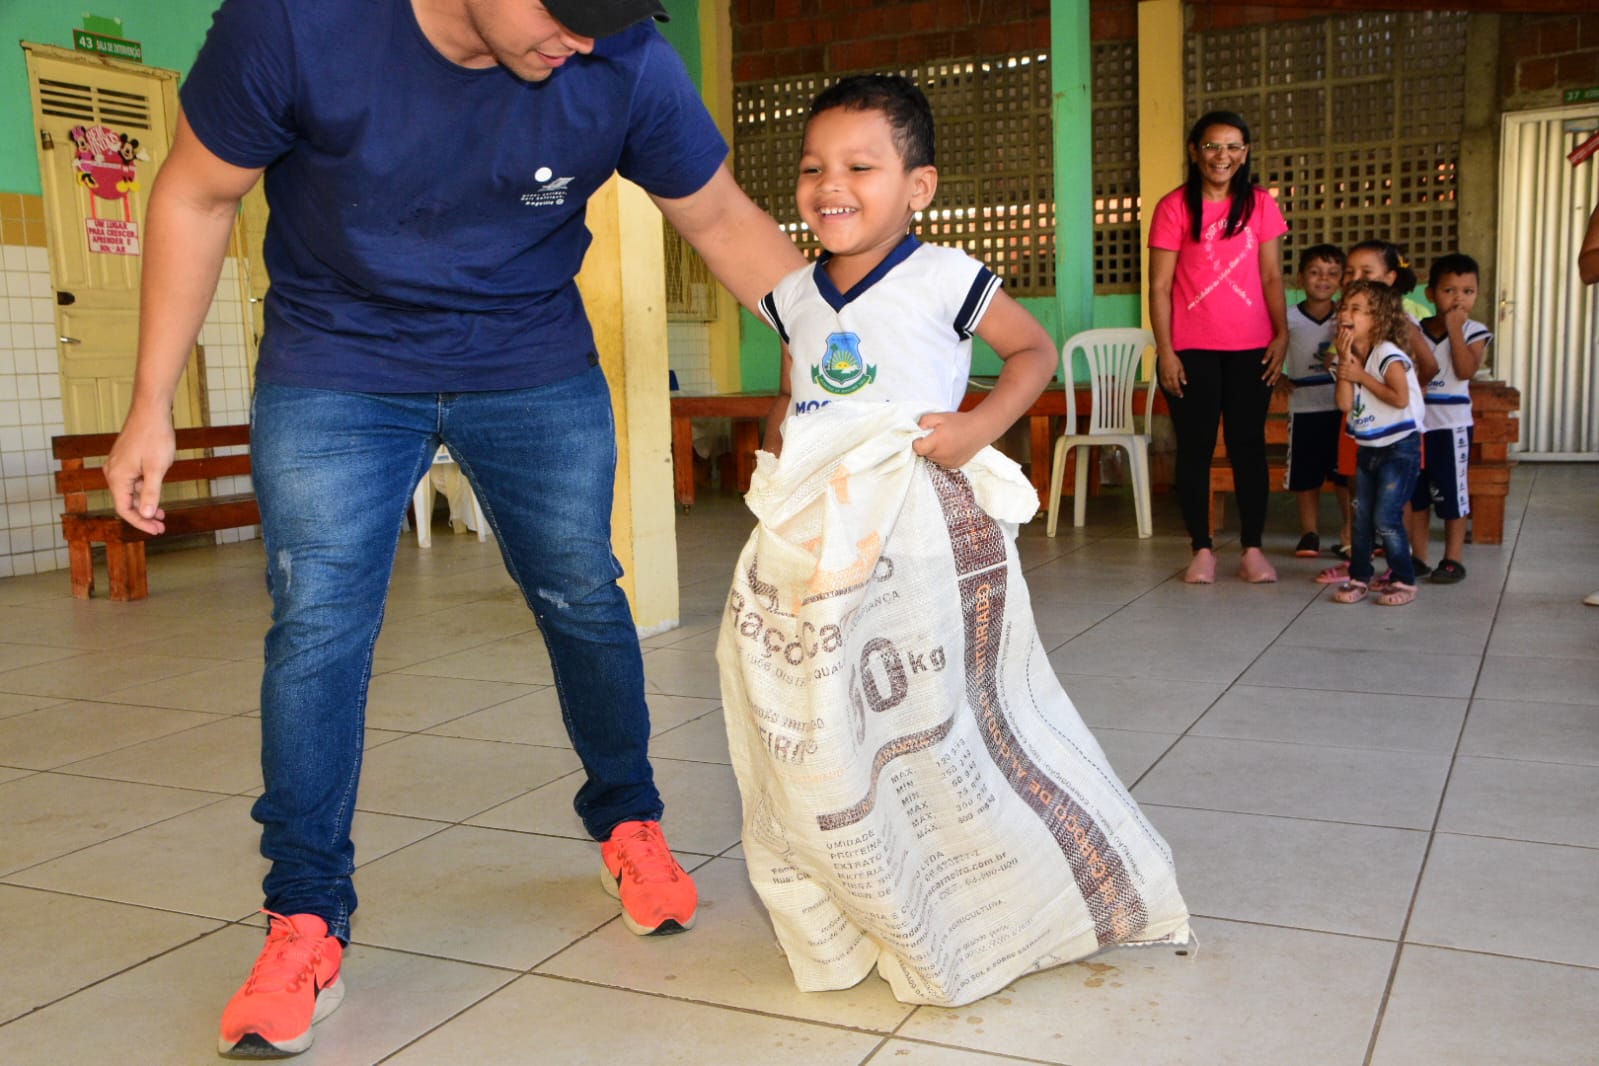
[72, 29, 143, 63]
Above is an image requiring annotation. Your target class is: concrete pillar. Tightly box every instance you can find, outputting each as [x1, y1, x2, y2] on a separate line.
[698, 0, 744, 390]
[1052, 0, 1093, 338]
[1138, 0, 1186, 329]
[576, 176, 681, 634]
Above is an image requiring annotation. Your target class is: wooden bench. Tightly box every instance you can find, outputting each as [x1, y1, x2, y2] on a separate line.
[1208, 380, 1520, 544]
[53, 424, 258, 601]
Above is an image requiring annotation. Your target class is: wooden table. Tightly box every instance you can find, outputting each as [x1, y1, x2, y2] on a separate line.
[668, 386, 1169, 510]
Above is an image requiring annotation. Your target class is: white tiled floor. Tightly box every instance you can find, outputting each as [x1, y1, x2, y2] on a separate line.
[1, 462, 1597, 1064]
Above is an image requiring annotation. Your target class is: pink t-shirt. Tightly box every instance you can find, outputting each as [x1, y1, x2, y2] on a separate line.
[1149, 185, 1288, 351]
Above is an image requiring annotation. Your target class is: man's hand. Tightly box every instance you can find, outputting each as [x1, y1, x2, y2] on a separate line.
[104, 413, 176, 534]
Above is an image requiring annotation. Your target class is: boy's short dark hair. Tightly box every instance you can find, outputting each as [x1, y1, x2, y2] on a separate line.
[1298, 243, 1344, 273]
[1429, 253, 1479, 288]
[809, 74, 935, 169]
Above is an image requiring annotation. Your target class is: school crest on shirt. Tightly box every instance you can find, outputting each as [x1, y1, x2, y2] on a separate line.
[813, 332, 877, 395]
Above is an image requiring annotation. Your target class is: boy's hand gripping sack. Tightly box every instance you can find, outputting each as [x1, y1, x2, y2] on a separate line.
[717, 402, 1190, 1007]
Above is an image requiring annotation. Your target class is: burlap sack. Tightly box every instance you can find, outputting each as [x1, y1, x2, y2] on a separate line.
[718, 402, 1191, 1007]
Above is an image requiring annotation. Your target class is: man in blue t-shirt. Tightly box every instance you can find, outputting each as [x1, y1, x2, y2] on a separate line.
[101, 0, 805, 1056]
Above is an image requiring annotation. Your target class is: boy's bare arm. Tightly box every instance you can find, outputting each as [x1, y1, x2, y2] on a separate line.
[1444, 310, 1487, 380]
[913, 291, 1057, 469]
[764, 346, 793, 455]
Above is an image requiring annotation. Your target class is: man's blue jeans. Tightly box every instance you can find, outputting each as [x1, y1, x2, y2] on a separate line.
[1350, 432, 1421, 587]
[248, 367, 660, 940]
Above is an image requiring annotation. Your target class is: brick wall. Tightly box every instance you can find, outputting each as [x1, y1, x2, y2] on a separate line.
[731, 0, 1052, 81]
[1501, 12, 1599, 107]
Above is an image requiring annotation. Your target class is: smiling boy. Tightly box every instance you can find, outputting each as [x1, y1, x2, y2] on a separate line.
[759, 75, 1056, 469]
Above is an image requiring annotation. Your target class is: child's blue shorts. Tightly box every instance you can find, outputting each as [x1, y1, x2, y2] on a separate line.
[1410, 425, 1472, 518]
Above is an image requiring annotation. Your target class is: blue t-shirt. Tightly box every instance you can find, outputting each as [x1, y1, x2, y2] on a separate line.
[182, 0, 728, 392]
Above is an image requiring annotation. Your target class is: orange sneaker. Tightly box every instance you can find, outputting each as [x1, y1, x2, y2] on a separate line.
[600, 820, 698, 935]
[218, 911, 344, 1058]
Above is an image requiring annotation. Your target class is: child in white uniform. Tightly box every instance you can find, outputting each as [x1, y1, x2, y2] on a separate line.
[1280, 244, 1346, 557]
[1407, 253, 1492, 583]
[1333, 279, 1426, 606]
[731, 75, 1190, 1005]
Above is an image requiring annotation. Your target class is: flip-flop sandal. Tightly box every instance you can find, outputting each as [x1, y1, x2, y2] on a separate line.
[1315, 564, 1349, 584]
[1377, 582, 1417, 606]
[1332, 580, 1369, 603]
[1369, 569, 1395, 592]
[1331, 543, 1351, 561]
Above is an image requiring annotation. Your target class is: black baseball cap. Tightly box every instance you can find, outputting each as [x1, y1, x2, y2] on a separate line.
[543, 0, 669, 38]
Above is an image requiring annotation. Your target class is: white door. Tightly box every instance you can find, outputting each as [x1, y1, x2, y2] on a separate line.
[23, 42, 203, 434]
[1497, 105, 1599, 458]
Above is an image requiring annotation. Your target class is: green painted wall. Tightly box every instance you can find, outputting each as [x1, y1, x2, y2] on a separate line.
[3, 2, 225, 195]
[657, 0, 702, 86]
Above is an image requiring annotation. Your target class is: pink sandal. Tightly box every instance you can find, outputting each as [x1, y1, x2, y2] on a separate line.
[1332, 580, 1369, 604]
[1377, 582, 1417, 607]
[1184, 549, 1217, 584]
[1238, 547, 1278, 584]
[1315, 564, 1349, 585]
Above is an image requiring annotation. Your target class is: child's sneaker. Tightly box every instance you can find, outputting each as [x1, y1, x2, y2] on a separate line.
[219, 911, 344, 1058]
[1294, 532, 1321, 558]
[600, 820, 698, 935]
[1430, 559, 1466, 584]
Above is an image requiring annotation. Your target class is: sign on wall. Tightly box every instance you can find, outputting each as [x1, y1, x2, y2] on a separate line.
[70, 123, 148, 254]
[71, 29, 143, 64]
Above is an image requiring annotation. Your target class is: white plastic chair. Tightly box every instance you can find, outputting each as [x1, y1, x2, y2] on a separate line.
[412, 446, 488, 547]
[1046, 328, 1157, 539]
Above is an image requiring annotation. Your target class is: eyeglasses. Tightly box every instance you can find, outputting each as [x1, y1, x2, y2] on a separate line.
[1200, 142, 1248, 153]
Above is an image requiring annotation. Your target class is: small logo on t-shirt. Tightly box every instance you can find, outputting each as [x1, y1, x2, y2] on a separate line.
[812, 332, 876, 395]
[520, 169, 575, 208]
[1350, 394, 1369, 427]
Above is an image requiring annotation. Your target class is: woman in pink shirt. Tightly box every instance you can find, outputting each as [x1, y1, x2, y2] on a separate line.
[1149, 111, 1289, 584]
